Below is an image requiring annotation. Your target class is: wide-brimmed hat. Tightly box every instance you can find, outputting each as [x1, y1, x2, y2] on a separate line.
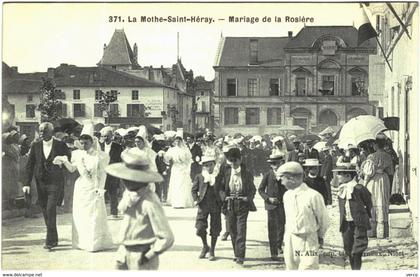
[333, 162, 357, 172]
[271, 136, 284, 144]
[105, 148, 163, 183]
[302, 158, 322, 167]
[267, 153, 285, 163]
[200, 155, 216, 165]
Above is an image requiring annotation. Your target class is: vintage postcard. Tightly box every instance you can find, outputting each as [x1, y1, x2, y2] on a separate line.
[1, 1, 418, 276]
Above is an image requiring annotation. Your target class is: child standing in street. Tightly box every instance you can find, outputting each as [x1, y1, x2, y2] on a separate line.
[191, 155, 222, 261]
[106, 148, 174, 270]
[334, 163, 372, 270]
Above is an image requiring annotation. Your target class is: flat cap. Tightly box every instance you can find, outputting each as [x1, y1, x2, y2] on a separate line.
[277, 161, 304, 176]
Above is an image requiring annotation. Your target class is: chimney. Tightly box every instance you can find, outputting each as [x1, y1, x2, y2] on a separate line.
[11, 66, 18, 73]
[47, 68, 55, 78]
[133, 43, 138, 64]
[149, 65, 153, 80]
[103, 43, 107, 50]
[288, 31, 293, 38]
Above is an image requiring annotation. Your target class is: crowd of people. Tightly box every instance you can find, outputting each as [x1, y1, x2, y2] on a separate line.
[1, 121, 401, 270]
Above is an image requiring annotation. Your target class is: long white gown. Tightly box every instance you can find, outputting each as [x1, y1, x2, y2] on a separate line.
[71, 149, 114, 252]
[165, 145, 194, 208]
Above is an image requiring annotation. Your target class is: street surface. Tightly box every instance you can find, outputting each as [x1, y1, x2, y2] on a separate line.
[2, 177, 418, 270]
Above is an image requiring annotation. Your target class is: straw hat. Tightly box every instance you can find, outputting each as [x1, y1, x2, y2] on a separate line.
[105, 148, 163, 183]
[267, 153, 285, 163]
[200, 155, 216, 165]
[302, 158, 322, 167]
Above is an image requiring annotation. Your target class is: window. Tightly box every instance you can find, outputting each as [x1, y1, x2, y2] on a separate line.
[351, 77, 365, 96]
[376, 14, 381, 32]
[296, 78, 306, 96]
[201, 102, 206, 112]
[110, 90, 118, 100]
[269, 79, 280, 96]
[249, 39, 258, 64]
[322, 75, 334, 95]
[57, 103, 67, 117]
[247, 78, 258, 96]
[73, 103, 85, 117]
[201, 91, 204, 96]
[245, 108, 260, 125]
[110, 104, 119, 116]
[224, 108, 238, 125]
[95, 90, 102, 101]
[267, 108, 282, 125]
[132, 90, 139, 100]
[26, 104, 36, 118]
[73, 89, 80, 100]
[127, 104, 145, 117]
[94, 104, 102, 117]
[227, 79, 237, 96]
[27, 95, 33, 102]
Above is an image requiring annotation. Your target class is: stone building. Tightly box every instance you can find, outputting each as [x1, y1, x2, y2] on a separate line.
[193, 76, 214, 131]
[213, 26, 377, 135]
[367, 2, 418, 240]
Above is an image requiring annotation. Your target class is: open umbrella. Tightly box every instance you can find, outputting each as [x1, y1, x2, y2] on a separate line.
[313, 141, 327, 152]
[53, 118, 81, 134]
[299, 134, 321, 142]
[146, 125, 163, 136]
[319, 126, 338, 136]
[338, 115, 386, 148]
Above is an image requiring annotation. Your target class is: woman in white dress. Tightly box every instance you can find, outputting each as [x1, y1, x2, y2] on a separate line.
[59, 134, 113, 252]
[164, 136, 194, 208]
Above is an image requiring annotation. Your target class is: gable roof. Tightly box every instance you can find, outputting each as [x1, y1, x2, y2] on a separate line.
[98, 29, 138, 66]
[285, 26, 377, 49]
[214, 37, 290, 67]
[3, 79, 43, 94]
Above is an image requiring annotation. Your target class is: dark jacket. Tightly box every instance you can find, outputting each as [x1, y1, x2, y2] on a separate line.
[321, 153, 333, 179]
[188, 143, 202, 162]
[191, 174, 222, 207]
[305, 176, 329, 205]
[217, 165, 257, 212]
[258, 170, 287, 210]
[305, 148, 319, 160]
[25, 139, 71, 191]
[338, 183, 373, 232]
[101, 142, 124, 190]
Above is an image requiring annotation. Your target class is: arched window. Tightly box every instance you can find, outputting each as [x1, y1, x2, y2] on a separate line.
[319, 109, 338, 126]
[346, 108, 367, 121]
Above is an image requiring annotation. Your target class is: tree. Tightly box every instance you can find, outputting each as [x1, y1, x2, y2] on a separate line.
[37, 78, 63, 122]
[98, 90, 120, 121]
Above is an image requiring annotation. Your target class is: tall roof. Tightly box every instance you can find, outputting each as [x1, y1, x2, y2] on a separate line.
[98, 29, 138, 66]
[214, 37, 290, 67]
[285, 26, 377, 48]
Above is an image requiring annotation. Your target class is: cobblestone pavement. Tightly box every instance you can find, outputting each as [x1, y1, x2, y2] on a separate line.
[2, 177, 418, 270]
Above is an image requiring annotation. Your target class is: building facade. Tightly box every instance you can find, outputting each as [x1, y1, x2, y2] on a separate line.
[368, 2, 418, 240]
[213, 26, 377, 136]
[3, 63, 181, 140]
[194, 76, 214, 131]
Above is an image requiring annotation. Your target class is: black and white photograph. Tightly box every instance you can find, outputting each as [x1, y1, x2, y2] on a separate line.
[1, 1, 419, 274]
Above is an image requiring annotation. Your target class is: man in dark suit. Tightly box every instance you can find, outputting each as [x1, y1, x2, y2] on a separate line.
[320, 146, 334, 205]
[334, 163, 372, 270]
[258, 153, 287, 261]
[217, 147, 256, 265]
[23, 122, 71, 250]
[100, 127, 124, 218]
[192, 156, 222, 261]
[186, 135, 203, 180]
[304, 140, 319, 160]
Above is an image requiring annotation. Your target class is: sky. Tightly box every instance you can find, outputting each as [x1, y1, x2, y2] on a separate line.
[3, 2, 365, 80]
